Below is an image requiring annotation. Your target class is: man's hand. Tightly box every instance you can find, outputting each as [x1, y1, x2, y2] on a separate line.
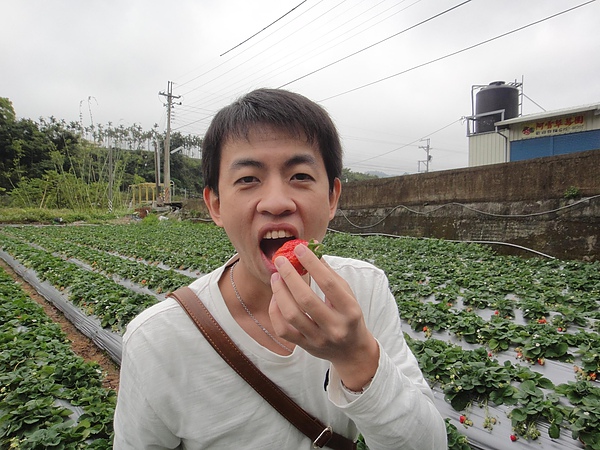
[270, 243, 379, 391]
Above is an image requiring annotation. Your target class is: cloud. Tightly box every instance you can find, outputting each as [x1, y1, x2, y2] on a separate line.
[2, 0, 598, 176]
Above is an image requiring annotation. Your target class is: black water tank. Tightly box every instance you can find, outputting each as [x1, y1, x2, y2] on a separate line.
[475, 81, 519, 133]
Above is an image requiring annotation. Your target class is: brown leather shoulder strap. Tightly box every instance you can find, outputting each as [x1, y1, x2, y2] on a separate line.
[169, 286, 356, 450]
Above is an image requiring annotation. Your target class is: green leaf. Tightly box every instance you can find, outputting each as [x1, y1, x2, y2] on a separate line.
[510, 408, 528, 422]
[448, 391, 471, 411]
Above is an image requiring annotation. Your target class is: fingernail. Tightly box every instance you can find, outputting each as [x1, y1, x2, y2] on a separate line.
[294, 244, 306, 256]
[274, 256, 285, 268]
[271, 272, 281, 283]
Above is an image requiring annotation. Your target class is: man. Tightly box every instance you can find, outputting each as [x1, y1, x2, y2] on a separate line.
[113, 88, 447, 449]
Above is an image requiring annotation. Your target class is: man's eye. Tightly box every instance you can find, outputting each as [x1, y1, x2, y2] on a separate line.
[237, 176, 258, 184]
[292, 173, 313, 181]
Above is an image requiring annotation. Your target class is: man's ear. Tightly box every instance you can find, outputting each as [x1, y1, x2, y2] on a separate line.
[203, 186, 223, 227]
[328, 177, 342, 221]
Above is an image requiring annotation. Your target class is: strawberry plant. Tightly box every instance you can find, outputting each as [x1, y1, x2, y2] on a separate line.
[8, 229, 195, 293]
[509, 379, 565, 440]
[0, 234, 158, 332]
[576, 342, 600, 381]
[2, 223, 600, 449]
[401, 300, 453, 333]
[519, 296, 550, 321]
[479, 316, 518, 353]
[0, 267, 115, 448]
[448, 311, 488, 344]
[445, 419, 471, 449]
[4, 222, 235, 274]
[555, 381, 600, 449]
[514, 322, 572, 362]
[489, 297, 515, 319]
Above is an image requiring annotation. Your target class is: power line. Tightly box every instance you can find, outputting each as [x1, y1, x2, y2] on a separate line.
[219, 0, 308, 57]
[348, 118, 463, 167]
[174, 1, 423, 125]
[278, 0, 472, 89]
[170, 0, 595, 148]
[172, 1, 425, 129]
[177, 0, 346, 103]
[268, 0, 425, 90]
[318, 0, 596, 102]
[201, 0, 399, 100]
[176, 0, 325, 95]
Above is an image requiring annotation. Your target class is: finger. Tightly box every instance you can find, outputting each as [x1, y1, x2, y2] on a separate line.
[273, 254, 333, 321]
[268, 294, 306, 344]
[293, 245, 355, 307]
[270, 270, 320, 337]
[319, 258, 355, 297]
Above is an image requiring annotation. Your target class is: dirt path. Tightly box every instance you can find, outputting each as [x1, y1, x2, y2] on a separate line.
[0, 260, 120, 391]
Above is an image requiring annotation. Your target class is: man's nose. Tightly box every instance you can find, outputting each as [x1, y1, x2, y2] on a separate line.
[256, 181, 296, 216]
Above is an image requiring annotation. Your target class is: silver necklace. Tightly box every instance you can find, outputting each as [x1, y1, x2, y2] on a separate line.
[229, 262, 293, 353]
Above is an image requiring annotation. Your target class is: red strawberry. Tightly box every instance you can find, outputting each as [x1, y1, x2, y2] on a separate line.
[272, 239, 323, 275]
[510, 434, 518, 442]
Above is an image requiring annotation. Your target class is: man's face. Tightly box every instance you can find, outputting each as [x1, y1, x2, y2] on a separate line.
[204, 127, 341, 286]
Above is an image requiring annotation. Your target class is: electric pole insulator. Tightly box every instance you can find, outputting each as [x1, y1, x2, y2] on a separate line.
[418, 138, 432, 173]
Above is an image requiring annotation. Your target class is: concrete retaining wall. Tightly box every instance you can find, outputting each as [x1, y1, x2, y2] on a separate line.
[330, 150, 600, 261]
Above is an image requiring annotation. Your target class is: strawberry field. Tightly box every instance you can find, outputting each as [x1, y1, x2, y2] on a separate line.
[1, 220, 599, 449]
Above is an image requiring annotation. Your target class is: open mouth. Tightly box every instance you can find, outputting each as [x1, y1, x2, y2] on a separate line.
[260, 232, 295, 261]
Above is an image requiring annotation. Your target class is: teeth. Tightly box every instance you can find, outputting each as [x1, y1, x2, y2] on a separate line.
[264, 230, 293, 239]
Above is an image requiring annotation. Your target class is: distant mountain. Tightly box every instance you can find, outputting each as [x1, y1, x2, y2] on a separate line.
[365, 170, 391, 178]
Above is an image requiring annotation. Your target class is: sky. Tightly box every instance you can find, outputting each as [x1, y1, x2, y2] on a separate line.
[2, 0, 599, 176]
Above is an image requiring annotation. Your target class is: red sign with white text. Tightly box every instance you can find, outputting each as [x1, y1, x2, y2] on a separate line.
[520, 115, 585, 138]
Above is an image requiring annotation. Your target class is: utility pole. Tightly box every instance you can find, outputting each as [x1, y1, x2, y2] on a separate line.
[154, 138, 160, 201]
[108, 145, 113, 212]
[418, 138, 432, 173]
[159, 81, 180, 203]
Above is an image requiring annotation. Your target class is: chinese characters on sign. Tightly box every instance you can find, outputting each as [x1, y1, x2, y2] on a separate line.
[521, 115, 585, 138]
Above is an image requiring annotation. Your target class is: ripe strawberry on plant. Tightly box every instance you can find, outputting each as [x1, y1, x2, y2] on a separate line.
[272, 239, 323, 275]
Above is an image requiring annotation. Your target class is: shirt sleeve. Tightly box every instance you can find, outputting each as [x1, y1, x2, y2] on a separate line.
[327, 266, 447, 450]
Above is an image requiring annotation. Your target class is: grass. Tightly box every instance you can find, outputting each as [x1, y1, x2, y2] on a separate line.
[0, 207, 127, 224]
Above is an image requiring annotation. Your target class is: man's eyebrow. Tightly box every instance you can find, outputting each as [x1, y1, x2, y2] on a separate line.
[284, 154, 318, 169]
[229, 154, 318, 170]
[230, 158, 264, 170]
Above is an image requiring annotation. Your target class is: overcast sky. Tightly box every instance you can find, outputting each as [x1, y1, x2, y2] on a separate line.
[2, 0, 599, 176]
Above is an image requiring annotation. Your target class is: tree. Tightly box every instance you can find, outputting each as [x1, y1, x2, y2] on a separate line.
[0, 98, 17, 190]
[341, 167, 379, 183]
[1, 97, 205, 207]
[0, 98, 57, 191]
[170, 151, 203, 198]
[0, 98, 16, 123]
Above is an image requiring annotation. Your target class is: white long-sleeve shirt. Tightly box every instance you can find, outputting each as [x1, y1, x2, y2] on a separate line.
[113, 255, 447, 449]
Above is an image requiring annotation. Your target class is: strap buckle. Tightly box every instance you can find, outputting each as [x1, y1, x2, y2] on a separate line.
[312, 426, 333, 448]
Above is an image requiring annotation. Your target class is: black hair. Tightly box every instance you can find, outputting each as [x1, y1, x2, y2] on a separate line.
[202, 88, 343, 195]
